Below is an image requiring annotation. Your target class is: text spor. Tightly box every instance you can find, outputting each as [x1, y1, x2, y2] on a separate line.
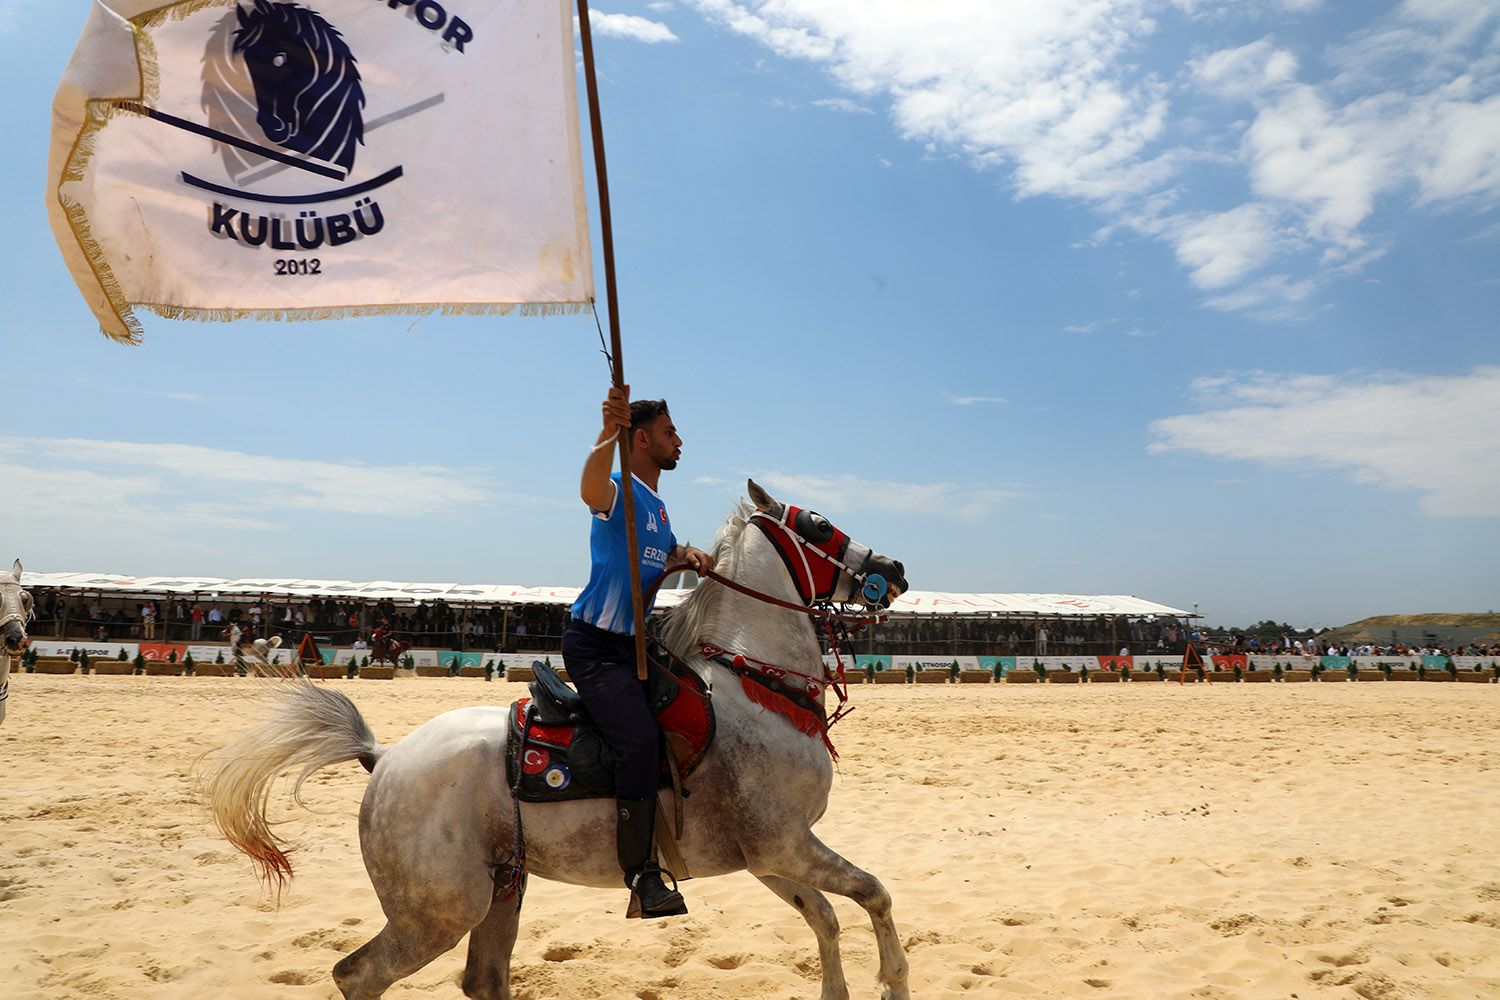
[378, 0, 474, 52]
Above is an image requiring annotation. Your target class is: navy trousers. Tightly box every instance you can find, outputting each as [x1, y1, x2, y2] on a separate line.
[561, 619, 659, 799]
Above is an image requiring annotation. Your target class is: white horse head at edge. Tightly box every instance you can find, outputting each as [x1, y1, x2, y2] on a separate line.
[0, 559, 34, 726]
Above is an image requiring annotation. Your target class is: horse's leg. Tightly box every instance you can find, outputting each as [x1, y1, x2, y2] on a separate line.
[754, 835, 910, 1000]
[336, 917, 465, 995]
[334, 716, 511, 1000]
[332, 867, 495, 1000]
[460, 876, 525, 1000]
[756, 874, 849, 1000]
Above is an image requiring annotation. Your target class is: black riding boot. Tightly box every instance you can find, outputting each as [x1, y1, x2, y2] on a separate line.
[616, 796, 687, 918]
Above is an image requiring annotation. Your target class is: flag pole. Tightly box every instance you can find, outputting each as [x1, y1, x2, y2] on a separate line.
[577, 0, 650, 680]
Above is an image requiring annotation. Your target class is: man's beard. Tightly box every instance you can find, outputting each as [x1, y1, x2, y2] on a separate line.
[657, 457, 678, 471]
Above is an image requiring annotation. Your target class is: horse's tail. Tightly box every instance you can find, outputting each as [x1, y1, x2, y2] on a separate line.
[199, 679, 382, 892]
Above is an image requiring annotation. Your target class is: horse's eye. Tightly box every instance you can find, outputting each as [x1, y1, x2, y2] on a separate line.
[273, 52, 287, 68]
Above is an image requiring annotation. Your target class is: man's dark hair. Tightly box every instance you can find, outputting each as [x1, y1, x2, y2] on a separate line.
[630, 398, 670, 433]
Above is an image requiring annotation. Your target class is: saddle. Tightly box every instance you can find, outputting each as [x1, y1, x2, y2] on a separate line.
[504, 645, 714, 803]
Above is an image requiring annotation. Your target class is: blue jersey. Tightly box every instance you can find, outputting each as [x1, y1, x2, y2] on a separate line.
[571, 472, 677, 634]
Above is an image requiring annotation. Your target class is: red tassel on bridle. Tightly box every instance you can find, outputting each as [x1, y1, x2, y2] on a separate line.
[737, 674, 839, 760]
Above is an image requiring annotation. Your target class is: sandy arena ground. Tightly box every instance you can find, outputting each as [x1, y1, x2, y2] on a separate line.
[2, 673, 1498, 1000]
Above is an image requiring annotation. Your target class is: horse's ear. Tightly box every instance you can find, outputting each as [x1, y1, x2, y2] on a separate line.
[237, 3, 250, 26]
[10, 559, 20, 579]
[747, 479, 782, 516]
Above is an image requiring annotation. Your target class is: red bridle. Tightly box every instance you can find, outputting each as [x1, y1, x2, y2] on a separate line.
[748, 506, 859, 604]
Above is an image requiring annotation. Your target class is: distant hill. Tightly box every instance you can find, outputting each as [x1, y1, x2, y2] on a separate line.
[1325, 613, 1500, 647]
[1338, 613, 1500, 630]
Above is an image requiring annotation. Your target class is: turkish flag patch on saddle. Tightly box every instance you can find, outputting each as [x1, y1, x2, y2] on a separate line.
[503, 645, 714, 803]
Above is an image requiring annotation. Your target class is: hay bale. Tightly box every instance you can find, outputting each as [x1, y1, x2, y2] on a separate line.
[1456, 671, 1494, 683]
[1003, 671, 1038, 684]
[1087, 671, 1123, 683]
[33, 658, 78, 675]
[1047, 671, 1081, 684]
[506, 665, 536, 683]
[1280, 670, 1313, 682]
[91, 661, 134, 675]
[1129, 671, 1163, 682]
[360, 665, 395, 680]
[958, 670, 993, 684]
[844, 671, 867, 684]
[145, 660, 184, 676]
[1422, 671, 1454, 682]
[414, 665, 449, 677]
[459, 666, 487, 678]
[914, 670, 949, 684]
[193, 662, 237, 677]
[1242, 671, 1275, 683]
[872, 670, 908, 684]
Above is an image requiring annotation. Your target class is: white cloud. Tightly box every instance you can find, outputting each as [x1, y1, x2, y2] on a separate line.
[683, 1, 1500, 313]
[589, 11, 679, 44]
[751, 470, 1022, 521]
[1412, 90, 1500, 204]
[1149, 367, 1500, 516]
[687, 0, 1175, 202]
[947, 394, 1007, 405]
[812, 97, 874, 115]
[1171, 202, 1283, 288]
[1242, 85, 1392, 247]
[0, 437, 533, 531]
[1191, 38, 1299, 100]
[1200, 272, 1319, 314]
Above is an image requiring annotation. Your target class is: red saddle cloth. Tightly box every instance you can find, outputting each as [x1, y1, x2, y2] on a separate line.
[504, 652, 714, 802]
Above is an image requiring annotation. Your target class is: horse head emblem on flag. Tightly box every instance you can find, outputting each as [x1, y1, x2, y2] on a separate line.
[232, 0, 365, 173]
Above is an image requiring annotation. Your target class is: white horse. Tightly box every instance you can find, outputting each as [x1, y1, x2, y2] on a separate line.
[0, 559, 33, 727]
[203, 482, 912, 1000]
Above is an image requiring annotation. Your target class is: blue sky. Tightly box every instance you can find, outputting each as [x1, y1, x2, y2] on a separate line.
[5, 0, 1498, 629]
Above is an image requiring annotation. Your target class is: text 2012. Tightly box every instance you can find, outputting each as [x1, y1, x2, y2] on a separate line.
[275, 258, 322, 276]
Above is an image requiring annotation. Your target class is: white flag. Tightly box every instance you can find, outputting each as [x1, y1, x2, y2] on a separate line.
[48, 0, 593, 344]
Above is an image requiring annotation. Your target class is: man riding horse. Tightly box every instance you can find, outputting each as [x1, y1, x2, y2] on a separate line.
[370, 623, 408, 666]
[564, 386, 714, 919]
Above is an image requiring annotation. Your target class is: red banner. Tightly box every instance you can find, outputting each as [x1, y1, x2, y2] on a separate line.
[1210, 653, 1248, 671]
[140, 643, 185, 661]
[1096, 655, 1134, 671]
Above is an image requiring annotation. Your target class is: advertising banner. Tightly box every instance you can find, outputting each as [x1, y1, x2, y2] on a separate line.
[891, 655, 979, 672]
[29, 640, 138, 660]
[976, 655, 1015, 676]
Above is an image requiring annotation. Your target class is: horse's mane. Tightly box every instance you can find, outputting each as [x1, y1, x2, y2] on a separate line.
[234, 1, 365, 172]
[653, 500, 753, 657]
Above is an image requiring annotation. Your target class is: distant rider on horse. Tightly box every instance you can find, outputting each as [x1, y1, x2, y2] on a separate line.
[563, 386, 714, 918]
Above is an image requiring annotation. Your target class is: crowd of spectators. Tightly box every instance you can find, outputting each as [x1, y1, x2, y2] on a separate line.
[854, 614, 1199, 657]
[23, 588, 1498, 658]
[26, 589, 577, 652]
[1222, 635, 1498, 657]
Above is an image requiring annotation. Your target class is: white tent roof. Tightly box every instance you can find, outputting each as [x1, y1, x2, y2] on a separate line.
[19, 572, 1192, 618]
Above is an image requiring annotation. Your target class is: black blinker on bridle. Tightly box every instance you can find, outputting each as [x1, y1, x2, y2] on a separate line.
[793, 509, 835, 544]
